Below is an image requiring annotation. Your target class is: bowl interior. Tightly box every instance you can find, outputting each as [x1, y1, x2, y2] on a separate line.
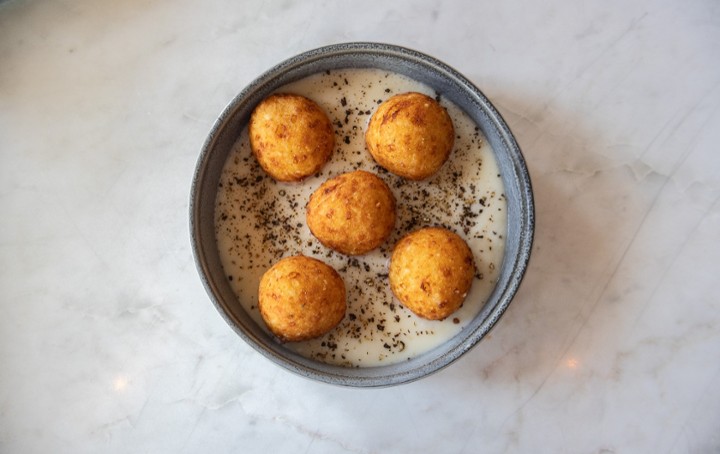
[191, 43, 534, 387]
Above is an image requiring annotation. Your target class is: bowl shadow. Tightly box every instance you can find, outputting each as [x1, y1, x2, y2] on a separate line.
[424, 82, 631, 391]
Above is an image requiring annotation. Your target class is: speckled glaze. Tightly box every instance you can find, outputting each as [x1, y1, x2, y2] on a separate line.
[190, 42, 534, 387]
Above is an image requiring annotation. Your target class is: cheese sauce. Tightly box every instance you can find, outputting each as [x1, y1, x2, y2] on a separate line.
[214, 68, 506, 367]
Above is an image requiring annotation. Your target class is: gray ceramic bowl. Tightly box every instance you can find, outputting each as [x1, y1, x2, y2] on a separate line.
[191, 42, 534, 387]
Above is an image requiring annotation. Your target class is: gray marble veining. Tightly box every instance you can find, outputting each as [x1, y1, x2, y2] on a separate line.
[1, 0, 719, 452]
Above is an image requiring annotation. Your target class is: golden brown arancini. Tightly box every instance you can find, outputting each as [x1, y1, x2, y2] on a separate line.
[258, 255, 346, 342]
[389, 227, 475, 320]
[249, 93, 334, 182]
[306, 170, 396, 255]
[365, 92, 454, 180]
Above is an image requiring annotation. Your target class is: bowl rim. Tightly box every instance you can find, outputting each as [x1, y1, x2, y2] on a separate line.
[190, 42, 534, 387]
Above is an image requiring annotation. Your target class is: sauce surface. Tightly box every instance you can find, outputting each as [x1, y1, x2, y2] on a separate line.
[214, 68, 507, 367]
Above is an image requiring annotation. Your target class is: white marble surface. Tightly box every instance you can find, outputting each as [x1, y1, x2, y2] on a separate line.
[1, 0, 719, 452]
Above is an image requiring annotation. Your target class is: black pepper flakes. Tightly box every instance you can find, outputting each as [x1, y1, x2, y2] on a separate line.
[213, 68, 507, 368]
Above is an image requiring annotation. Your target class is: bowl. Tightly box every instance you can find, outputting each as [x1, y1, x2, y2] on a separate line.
[190, 42, 534, 387]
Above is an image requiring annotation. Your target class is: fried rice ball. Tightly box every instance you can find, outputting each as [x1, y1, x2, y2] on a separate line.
[306, 170, 396, 255]
[389, 227, 475, 320]
[249, 93, 334, 182]
[365, 92, 454, 180]
[258, 255, 346, 342]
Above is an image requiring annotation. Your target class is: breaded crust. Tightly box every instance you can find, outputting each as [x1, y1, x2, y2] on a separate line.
[249, 93, 334, 182]
[306, 170, 396, 255]
[389, 227, 475, 320]
[258, 255, 346, 342]
[365, 92, 454, 180]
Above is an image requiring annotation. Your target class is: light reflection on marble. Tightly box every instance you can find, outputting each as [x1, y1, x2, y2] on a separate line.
[1, 0, 719, 452]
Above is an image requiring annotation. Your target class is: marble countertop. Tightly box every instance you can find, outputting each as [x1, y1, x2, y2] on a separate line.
[2, 0, 719, 452]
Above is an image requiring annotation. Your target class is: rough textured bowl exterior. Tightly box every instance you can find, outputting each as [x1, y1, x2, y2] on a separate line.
[190, 42, 535, 387]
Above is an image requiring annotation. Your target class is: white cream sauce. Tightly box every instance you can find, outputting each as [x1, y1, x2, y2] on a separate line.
[214, 68, 506, 367]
